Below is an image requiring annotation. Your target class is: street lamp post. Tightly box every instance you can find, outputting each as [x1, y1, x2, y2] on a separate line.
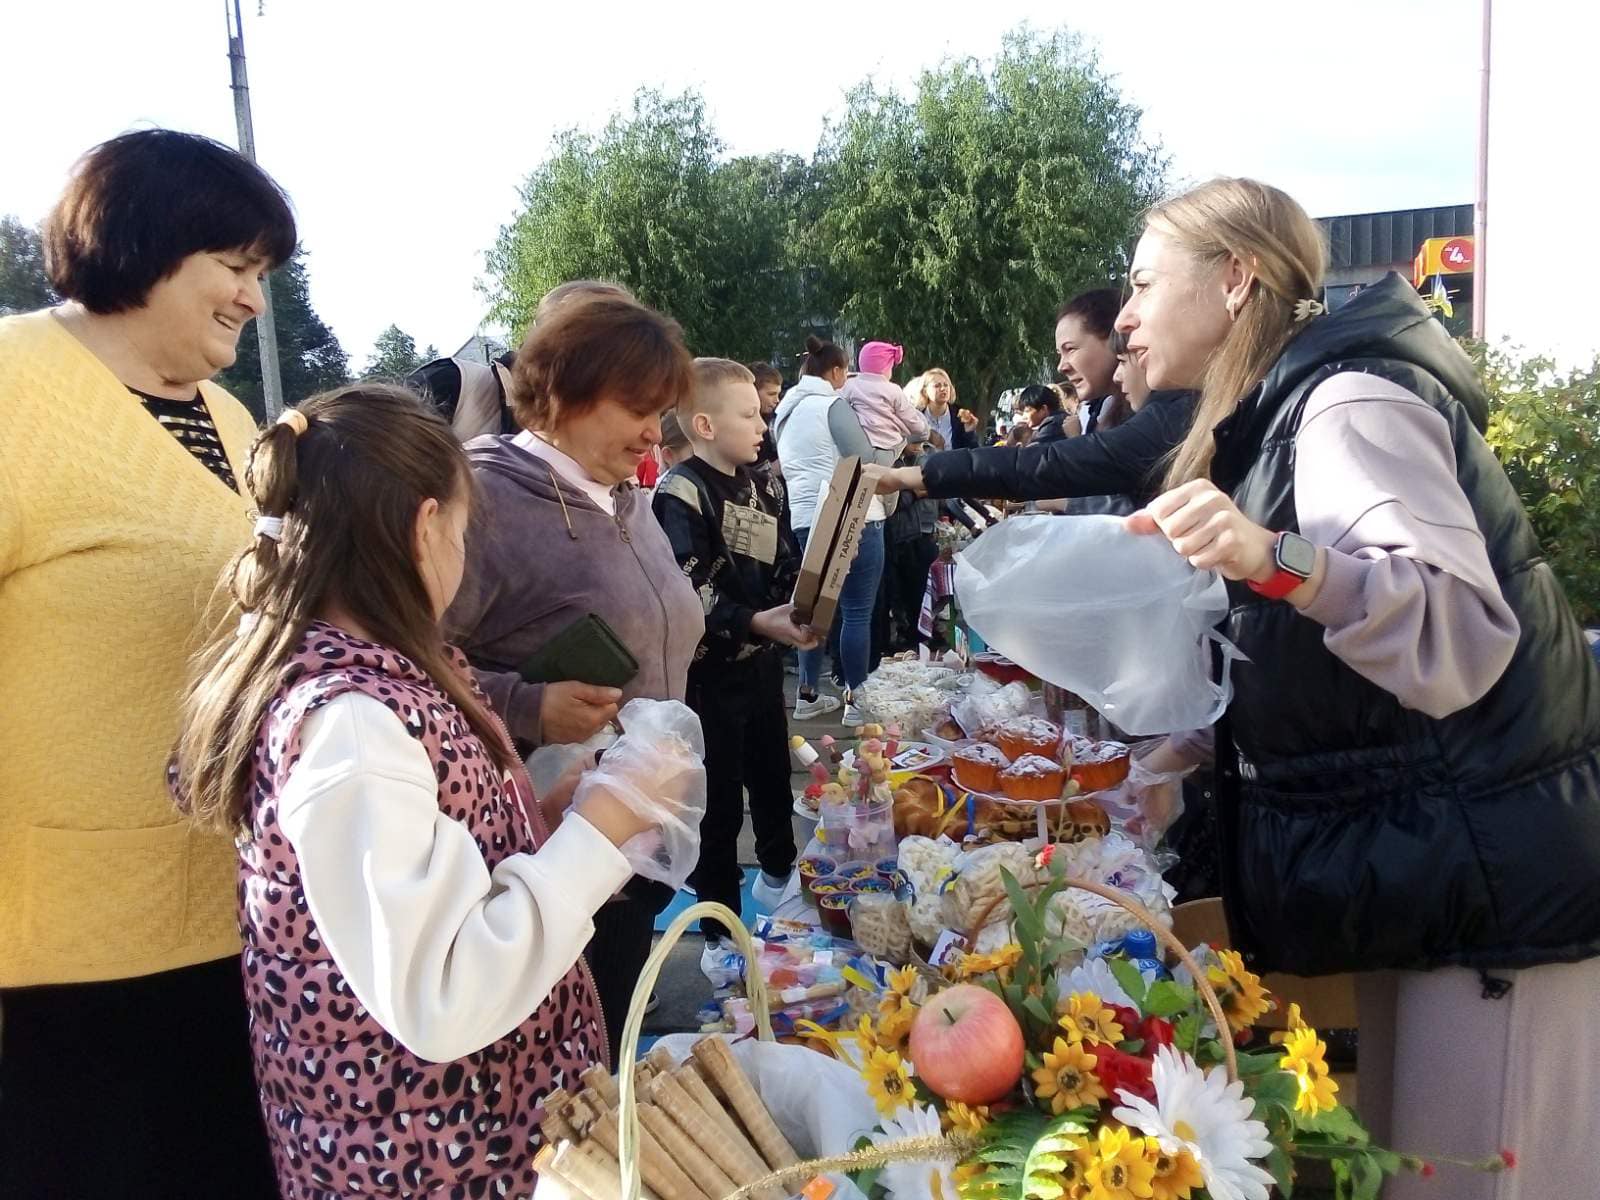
[226, 0, 284, 418]
[1472, 0, 1491, 340]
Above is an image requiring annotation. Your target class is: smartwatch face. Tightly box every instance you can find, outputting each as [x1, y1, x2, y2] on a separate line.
[1278, 532, 1318, 577]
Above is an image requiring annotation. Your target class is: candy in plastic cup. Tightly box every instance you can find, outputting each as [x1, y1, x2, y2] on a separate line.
[837, 861, 878, 882]
[850, 877, 892, 895]
[875, 858, 899, 879]
[798, 856, 838, 901]
[819, 894, 853, 938]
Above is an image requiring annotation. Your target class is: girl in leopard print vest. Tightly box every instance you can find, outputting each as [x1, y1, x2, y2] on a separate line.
[174, 386, 690, 1199]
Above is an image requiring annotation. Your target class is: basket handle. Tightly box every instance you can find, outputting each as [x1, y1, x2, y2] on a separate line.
[617, 901, 771, 1200]
[963, 874, 1238, 1082]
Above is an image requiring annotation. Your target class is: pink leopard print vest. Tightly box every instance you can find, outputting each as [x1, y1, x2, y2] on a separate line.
[240, 622, 607, 1199]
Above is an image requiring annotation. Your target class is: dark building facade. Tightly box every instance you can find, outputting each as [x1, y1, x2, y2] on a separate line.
[1315, 203, 1474, 334]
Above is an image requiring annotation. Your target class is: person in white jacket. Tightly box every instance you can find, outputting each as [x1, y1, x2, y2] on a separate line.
[772, 335, 897, 725]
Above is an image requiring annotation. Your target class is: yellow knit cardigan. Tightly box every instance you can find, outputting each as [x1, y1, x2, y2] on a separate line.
[0, 310, 261, 986]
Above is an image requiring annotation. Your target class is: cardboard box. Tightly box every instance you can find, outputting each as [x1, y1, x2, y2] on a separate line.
[1170, 898, 1360, 1029]
[792, 456, 875, 634]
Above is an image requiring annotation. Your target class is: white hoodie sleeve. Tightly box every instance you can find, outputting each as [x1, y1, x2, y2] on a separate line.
[277, 691, 631, 1063]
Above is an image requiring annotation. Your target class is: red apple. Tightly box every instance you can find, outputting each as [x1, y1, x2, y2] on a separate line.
[907, 984, 1025, 1104]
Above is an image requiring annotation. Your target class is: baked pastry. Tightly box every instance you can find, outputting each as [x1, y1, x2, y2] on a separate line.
[988, 716, 1062, 762]
[1000, 754, 1067, 802]
[953, 742, 1010, 794]
[1067, 738, 1131, 793]
[893, 775, 949, 839]
[1060, 798, 1111, 842]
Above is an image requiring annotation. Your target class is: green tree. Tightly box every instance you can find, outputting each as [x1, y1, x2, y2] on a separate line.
[485, 89, 810, 360]
[0, 215, 59, 315]
[362, 324, 434, 381]
[812, 26, 1167, 414]
[217, 248, 350, 420]
[1479, 342, 1600, 623]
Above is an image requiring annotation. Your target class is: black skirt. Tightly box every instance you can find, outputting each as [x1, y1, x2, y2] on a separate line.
[0, 955, 277, 1200]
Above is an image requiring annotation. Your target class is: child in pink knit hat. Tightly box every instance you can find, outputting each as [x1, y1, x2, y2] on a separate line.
[843, 340, 930, 451]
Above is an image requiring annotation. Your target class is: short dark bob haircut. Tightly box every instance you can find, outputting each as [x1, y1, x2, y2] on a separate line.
[1018, 383, 1061, 413]
[45, 129, 297, 314]
[1054, 287, 1122, 340]
[510, 293, 693, 430]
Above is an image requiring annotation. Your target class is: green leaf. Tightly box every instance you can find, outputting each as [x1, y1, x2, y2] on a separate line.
[1348, 1153, 1385, 1200]
[1022, 995, 1056, 1029]
[1001, 868, 1044, 947]
[1266, 1145, 1295, 1197]
[1141, 980, 1196, 1018]
[1235, 1050, 1285, 1076]
[1106, 957, 1149, 1008]
[1295, 1103, 1369, 1146]
[1173, 1012, 1204, 1055]
[1246, 1069, 1300, 1118]
[849, 1166, 883, 1195]
[1023, 1116, 1090, 1200]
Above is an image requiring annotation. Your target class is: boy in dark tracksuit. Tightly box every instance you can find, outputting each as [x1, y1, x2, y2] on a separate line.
[652, 359, 822, 941]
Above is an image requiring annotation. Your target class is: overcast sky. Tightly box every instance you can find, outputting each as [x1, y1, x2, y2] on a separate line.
[4, 0, 1592, 369]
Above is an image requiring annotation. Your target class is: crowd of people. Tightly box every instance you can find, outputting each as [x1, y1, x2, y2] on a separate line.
[3, 127, 1598, 1200]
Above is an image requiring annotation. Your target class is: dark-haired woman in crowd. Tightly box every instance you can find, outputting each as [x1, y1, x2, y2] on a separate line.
[444, 290, 704, 1057]
[772, 335, 896, 725]
[0, 129, 290, 1196]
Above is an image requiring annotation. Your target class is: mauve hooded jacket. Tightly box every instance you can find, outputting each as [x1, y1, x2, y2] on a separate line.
[445, 435, 704, 748]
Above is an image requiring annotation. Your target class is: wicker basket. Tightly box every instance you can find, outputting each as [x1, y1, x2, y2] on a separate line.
[609, 883, 1238, 1200]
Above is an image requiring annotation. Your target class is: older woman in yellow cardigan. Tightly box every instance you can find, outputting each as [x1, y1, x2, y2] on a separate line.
[0, 130, 292, 1197]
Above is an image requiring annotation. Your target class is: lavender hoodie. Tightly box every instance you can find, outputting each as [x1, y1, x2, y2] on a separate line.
[446, 435, 704, 747]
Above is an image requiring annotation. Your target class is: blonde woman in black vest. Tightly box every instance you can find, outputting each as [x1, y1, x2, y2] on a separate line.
[1123, 177, 1600, 1199]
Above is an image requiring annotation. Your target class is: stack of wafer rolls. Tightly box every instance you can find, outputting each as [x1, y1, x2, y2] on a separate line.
[536, 1038, 798, 1200]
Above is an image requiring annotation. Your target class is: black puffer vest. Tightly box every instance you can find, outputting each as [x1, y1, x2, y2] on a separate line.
[1208, 274, 1600, 977]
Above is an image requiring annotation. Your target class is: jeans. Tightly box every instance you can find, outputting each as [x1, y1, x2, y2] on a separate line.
[795, 521, 886, 693]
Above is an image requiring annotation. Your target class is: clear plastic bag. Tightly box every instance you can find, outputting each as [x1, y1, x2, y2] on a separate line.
[570, 698, 707, 890]
[956, 514, 1237, 735]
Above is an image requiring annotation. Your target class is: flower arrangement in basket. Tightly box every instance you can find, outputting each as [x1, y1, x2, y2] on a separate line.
[812, 848, 1513, 1200]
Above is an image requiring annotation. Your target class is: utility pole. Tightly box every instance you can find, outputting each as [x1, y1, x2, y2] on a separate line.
[227, 0, 284, 418]
[1472, 0, 1491, 340]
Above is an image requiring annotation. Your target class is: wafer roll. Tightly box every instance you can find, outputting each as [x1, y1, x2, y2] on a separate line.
[583, 1065, 622, 1109]
[556, 1090, 600, 1140]
[639, 1102, 739, 1200]
[562, 1138, 655, 1200]
[646, 1072, 765, 1189]
[533, 1142, 607, 1200]
[540, 1090, 580, 1145]
[674, 1061, 751, 1153]
[577, 1090, 710, 1200]
[690, 1037, 799, 1169]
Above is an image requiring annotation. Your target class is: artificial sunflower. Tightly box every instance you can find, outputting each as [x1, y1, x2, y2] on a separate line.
[942, 1101, 992, 1136]
[1061, 992, 1126, 1047]
[861, 1046, 916, 1116]
[887, 965, 921, 998]
[1032, 1036, 1108, 1114]
[1085, 1125, 1158, 1200]
[1038, 1144, 1094, 1200]
[953, 944, 1024, 983]
[1206, 950, 1272, 1034]
[1269, 1001, 1307, 1045]
[1279, 1026, 1340, 1116]
[1148, 1146, 1205, 1200]
[877, 1001, 918, 1054]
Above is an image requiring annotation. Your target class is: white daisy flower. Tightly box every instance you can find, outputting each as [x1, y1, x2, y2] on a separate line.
[1060, 955, 1157, 1010]
[1111, 1045, 1276, 1200]
[869, 1103, 957, 1200]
